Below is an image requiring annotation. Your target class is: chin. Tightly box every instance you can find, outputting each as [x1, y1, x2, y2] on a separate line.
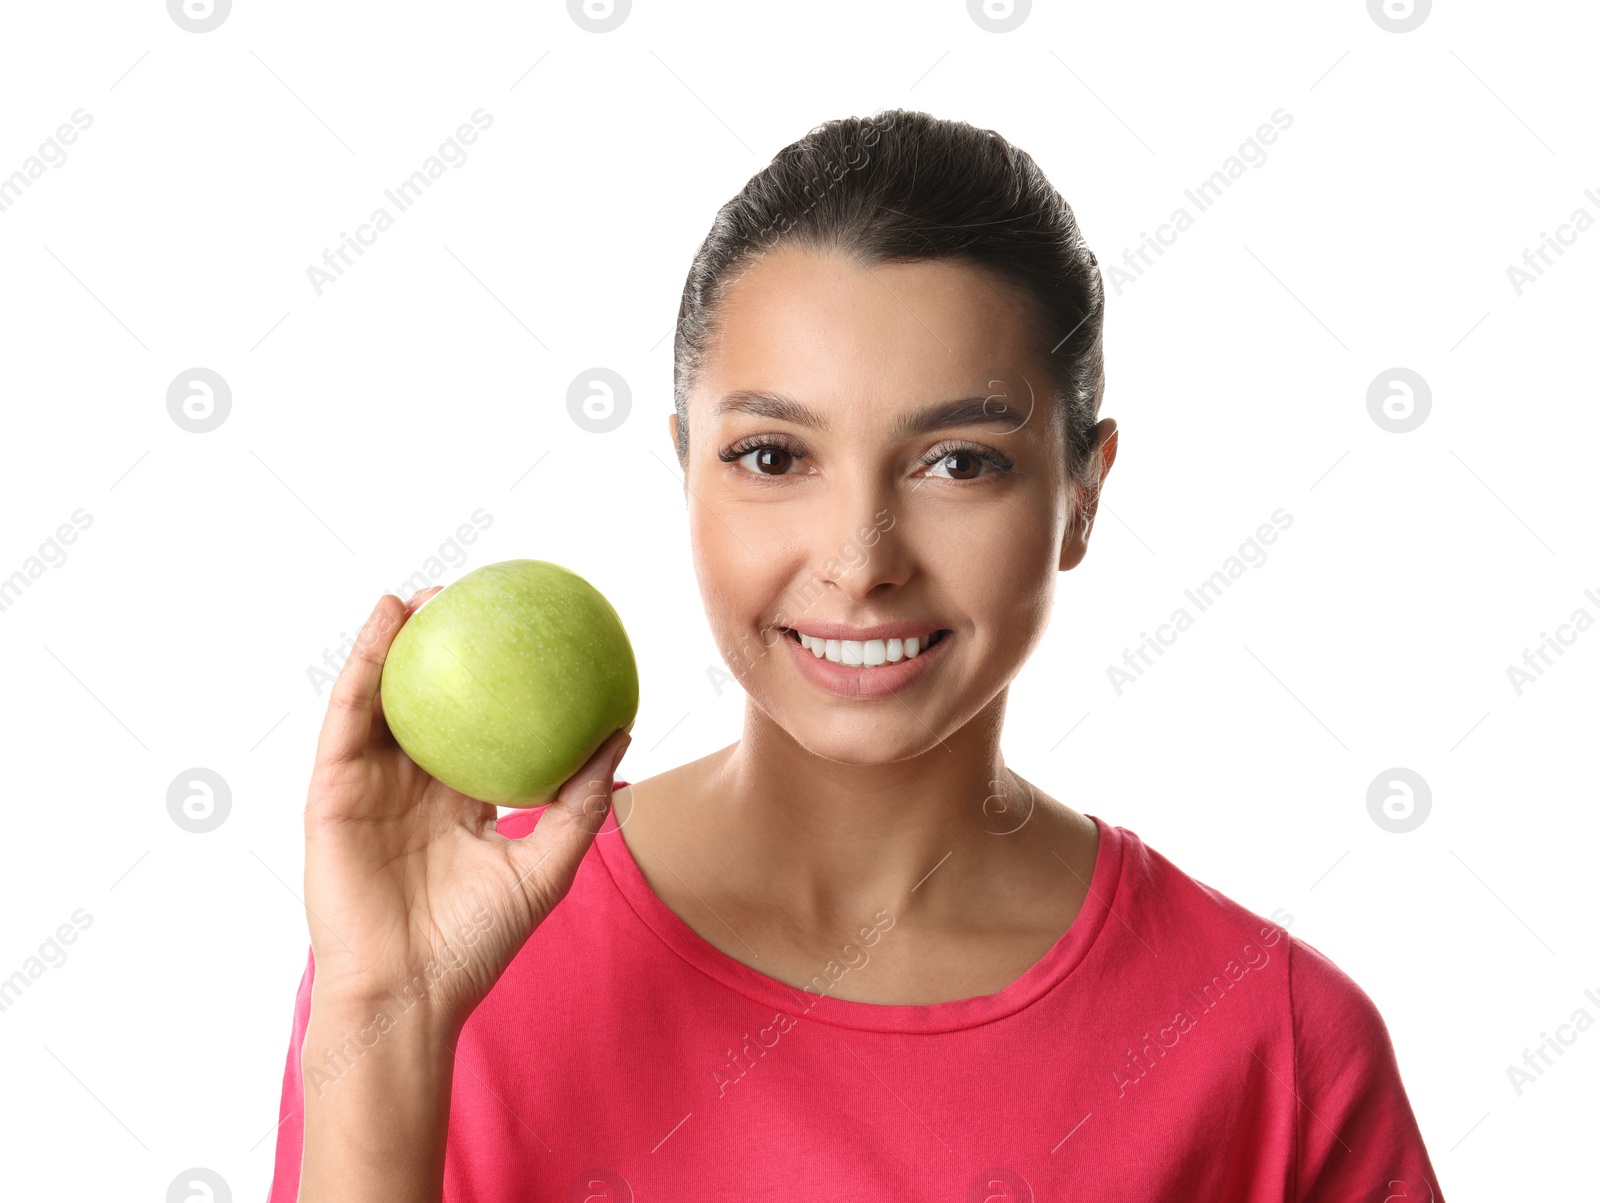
[755, 690, 966, 764]
[788, 725, 939, 766]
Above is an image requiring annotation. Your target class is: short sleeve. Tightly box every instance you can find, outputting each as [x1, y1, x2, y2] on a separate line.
[1288, 935, 1444, 1202]
[266, 944, 315, 1202]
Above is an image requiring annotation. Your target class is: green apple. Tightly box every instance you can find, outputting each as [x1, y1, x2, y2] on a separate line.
[379, 559, 638, 806]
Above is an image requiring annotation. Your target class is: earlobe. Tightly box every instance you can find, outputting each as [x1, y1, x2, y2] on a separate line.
[667, 412, 690, 502]
[1059, 419, 1117, 572]
[1058, 482, 1091, 570]
[1059, 518, 1089, 572]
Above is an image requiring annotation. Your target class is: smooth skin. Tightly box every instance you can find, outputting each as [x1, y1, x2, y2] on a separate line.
[295, 245, 1117, 1202]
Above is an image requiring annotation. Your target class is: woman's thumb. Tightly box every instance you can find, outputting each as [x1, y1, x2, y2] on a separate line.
[557, 728, 631, 829]
[508, 728, 631, 919]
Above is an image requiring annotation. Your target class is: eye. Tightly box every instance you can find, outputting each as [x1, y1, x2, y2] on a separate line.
[719, 436, 808, 477]
[926, 451, 987, 481]
[920, 442, 1013, 481]
[741, 447, 796, 475]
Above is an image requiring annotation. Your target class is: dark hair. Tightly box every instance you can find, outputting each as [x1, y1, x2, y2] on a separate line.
[672, 107, 1108, 498]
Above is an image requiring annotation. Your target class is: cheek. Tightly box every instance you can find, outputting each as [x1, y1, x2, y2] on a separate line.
[922, 500, 1056, 630]
[689, 497, 777, 637]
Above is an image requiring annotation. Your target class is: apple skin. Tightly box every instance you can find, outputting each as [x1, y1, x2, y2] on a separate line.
[378, 559, 639, 806]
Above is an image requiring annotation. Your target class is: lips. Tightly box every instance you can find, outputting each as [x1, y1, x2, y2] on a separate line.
[780, 625, 952, 698]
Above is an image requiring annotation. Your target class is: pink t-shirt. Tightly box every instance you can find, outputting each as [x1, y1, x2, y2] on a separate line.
[268, 794, 1444, 1201]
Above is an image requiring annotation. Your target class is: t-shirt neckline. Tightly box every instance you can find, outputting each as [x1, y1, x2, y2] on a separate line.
[592, 795, 1124, 1034]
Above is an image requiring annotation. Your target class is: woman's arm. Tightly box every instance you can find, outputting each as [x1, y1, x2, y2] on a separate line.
[1287, 935, 1444, 1202]
[297, 992, 457, 1203]
[285, 589, 631, 1203]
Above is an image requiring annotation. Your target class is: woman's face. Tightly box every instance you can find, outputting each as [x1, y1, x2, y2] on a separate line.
[675, 246, 1103, 765]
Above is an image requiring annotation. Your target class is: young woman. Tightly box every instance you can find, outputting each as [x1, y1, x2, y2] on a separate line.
[270, 110, 1443, 1202]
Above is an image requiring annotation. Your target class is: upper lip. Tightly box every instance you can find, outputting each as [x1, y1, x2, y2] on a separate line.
[784, 621, 947, 641]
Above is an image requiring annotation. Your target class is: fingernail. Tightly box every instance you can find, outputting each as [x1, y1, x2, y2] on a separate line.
[610, 732, 632, 773]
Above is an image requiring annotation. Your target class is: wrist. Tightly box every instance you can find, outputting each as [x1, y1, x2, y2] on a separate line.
[310, 968, 466, 1030]
[305, 985, 461, 1073]
[301, 993, 458, 1125]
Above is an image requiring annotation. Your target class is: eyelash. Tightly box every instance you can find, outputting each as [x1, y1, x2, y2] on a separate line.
[717, 435, 1014, 480]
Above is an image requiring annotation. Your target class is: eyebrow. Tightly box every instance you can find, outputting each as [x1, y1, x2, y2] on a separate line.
[714, 390, 1024, 436]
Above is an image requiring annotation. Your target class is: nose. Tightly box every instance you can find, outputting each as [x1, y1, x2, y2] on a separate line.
[813, 477, 907, 603]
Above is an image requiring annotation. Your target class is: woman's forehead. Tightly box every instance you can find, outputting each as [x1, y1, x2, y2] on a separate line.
[697, 247, 1049, 424]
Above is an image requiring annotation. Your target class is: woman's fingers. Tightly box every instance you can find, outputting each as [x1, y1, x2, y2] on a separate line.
[505, 728, 632, 920]
[369, 587, 446, 744]
[406, 585, 443, 614]
[315, 595, 409, 767]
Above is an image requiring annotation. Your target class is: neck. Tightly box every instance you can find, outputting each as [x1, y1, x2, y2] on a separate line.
[700, 690, 1022, 925]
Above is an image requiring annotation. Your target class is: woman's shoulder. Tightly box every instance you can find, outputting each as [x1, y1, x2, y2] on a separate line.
[1096, 816, 1289, 948]
[1105, 817, 1396, 1040]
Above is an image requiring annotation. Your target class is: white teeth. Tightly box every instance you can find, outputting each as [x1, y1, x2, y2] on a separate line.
[795, 631, 943, 665]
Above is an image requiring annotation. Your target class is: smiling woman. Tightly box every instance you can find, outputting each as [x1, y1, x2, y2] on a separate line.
[670, 240, 1105, 750]
[273, 109, 1444, 1203]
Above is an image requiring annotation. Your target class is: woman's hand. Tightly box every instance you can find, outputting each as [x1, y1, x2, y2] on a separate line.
[302, 588, 632, 1033]
[295, 587, 630, 1203]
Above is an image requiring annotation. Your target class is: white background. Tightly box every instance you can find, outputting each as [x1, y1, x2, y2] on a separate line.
[0, 1, 1594, 1198]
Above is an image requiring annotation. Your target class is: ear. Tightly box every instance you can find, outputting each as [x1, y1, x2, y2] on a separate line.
[1059, 419, 1118, 572]
[667, 411, 689, 501]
